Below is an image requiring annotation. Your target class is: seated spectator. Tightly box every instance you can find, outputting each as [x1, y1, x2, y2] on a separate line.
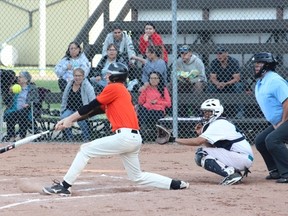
[61, 68, 96, 141]
[55, 41, 90, 92]
[138, 71, 171, 140]
[173, 45, 207, 117]
[208, 46, 244, 118]
[132, 45, 167, 92]
[0, 69, 17, 106]
[175, 45, 207, 93]
[89, 43, 127, 94]
[139, 22, 168, 63]
[102, 22, 136, 67]
[3, 71, 39, 142]
[208, 46, 243, 93]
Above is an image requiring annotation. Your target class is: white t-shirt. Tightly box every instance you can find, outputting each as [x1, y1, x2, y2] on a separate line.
[200, 119, 254, 156]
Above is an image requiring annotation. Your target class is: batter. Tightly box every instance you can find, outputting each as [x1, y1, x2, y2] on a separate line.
[42, 62, 189, 196]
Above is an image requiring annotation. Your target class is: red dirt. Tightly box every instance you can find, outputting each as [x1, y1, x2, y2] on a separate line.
[0, 142, 287, 216]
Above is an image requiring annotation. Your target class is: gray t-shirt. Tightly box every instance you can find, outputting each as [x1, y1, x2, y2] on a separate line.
[142, 59, 167, 84]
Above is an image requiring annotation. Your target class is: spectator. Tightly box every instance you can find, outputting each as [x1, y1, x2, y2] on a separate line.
[139, 22, 168, 63]
[176, 45, 207, 93]
[132, 45, 167, 92]
[173, 45, 207, 117]
[208, 46, 244, 118]
[55, 41, 90, 92]
[61, 68, 95, 142]
[208, 46, 243, 93]
[3, 71, 39, 142]
[138, 71, 171, 140]
[252, 52, 288, 183]
[89, 43, 127, 94]
[0, 69, 17, 105]
[102, 22, 136, 66]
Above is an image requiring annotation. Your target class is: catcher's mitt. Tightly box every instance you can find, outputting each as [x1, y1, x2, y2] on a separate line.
[155, 125, 175, 144]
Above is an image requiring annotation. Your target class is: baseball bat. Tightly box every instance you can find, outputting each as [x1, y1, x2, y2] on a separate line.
[0, 130, 52, 154]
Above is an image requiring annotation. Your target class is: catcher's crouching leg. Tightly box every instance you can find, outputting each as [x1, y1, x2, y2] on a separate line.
[194, 148, 235, 177]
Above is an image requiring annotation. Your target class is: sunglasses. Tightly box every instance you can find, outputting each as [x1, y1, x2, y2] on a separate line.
[179, 47, 190, 53]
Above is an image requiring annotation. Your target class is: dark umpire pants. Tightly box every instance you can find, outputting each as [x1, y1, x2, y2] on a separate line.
[255, 121, 288, 178]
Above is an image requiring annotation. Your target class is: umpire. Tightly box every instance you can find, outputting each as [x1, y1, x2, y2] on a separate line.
[252, 52, 288, 183]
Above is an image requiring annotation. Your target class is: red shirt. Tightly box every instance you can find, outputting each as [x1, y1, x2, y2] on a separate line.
[139, 32, 168, 63]
[138, 86, 171, 113]
[97, 82, 139, 132]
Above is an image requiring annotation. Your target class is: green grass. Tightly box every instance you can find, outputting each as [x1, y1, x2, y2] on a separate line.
[42, 102, 61, 110]
[34, 80, 60, 92]
[1, 66, 60, 92]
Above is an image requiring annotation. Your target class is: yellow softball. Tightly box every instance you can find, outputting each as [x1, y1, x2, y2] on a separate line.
[11, 84, 22, 94]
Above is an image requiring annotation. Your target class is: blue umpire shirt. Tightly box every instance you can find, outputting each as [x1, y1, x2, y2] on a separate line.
[255, 71, 288, 125]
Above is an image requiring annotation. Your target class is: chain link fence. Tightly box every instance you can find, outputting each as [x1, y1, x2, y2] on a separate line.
[0, 0, 287, 143]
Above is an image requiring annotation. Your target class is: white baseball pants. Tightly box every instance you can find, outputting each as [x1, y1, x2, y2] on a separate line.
[63, 128, 172, 189]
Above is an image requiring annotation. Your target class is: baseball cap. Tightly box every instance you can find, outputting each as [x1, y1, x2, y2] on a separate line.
[216, 46, 228, 54]
[179, 45, 192, 54]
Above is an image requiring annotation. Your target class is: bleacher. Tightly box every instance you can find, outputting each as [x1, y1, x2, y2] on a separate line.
[62, 0, 288, 140]
[2, 0, 286, 141]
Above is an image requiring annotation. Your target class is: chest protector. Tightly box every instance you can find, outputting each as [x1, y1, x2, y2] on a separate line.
[202, 118, 245, 150]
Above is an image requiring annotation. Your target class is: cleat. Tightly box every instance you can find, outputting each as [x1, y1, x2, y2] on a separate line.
[170, 180, 189, 190]
[220, 172, 242, 186]
[42, 180, 71, 196]
[179, 181, 189, 189]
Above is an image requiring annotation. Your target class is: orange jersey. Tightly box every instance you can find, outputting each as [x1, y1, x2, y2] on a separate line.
[96, 82, 139, 131]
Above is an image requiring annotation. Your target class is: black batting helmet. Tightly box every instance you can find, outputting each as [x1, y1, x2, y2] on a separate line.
[251, 52, 278, 78]
[107, 62, 128, 83]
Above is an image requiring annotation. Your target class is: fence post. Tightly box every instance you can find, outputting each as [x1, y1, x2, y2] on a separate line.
[171, 0, 178, 138]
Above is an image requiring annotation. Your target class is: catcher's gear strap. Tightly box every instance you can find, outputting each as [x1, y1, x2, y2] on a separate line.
[243, 167, 251, 177]
[78, 99, 102, 116]
[213, 136, 245, 150]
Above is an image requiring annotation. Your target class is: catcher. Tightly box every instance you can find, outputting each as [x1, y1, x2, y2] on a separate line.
[156, 98, 254, 185]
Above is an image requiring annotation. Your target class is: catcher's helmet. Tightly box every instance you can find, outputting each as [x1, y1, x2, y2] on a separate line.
[251, 52, 278, 78]
[200, 98, 224, 123]
[107, 62, 128, 83]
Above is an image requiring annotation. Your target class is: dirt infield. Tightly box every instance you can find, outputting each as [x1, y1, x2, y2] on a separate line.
[0, 142, 287, 216]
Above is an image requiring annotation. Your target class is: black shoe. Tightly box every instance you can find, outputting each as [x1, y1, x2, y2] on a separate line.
[221, 172, 243, 185]
[265, 170, 280, 180]
[2, 136, 10, 142]
[170, 180, 189, 190]
[276, 178, 288, 183]
[2, 136, 15, 142]
[42, 180, 71, 196]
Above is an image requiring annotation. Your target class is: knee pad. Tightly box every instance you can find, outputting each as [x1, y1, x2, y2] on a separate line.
[194, 147, 208, 167]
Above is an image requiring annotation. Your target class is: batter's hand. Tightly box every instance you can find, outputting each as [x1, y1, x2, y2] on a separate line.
[55, 118, 73, 131]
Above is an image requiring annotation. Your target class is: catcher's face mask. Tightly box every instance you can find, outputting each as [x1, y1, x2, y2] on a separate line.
[201, 109, 214, 123]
